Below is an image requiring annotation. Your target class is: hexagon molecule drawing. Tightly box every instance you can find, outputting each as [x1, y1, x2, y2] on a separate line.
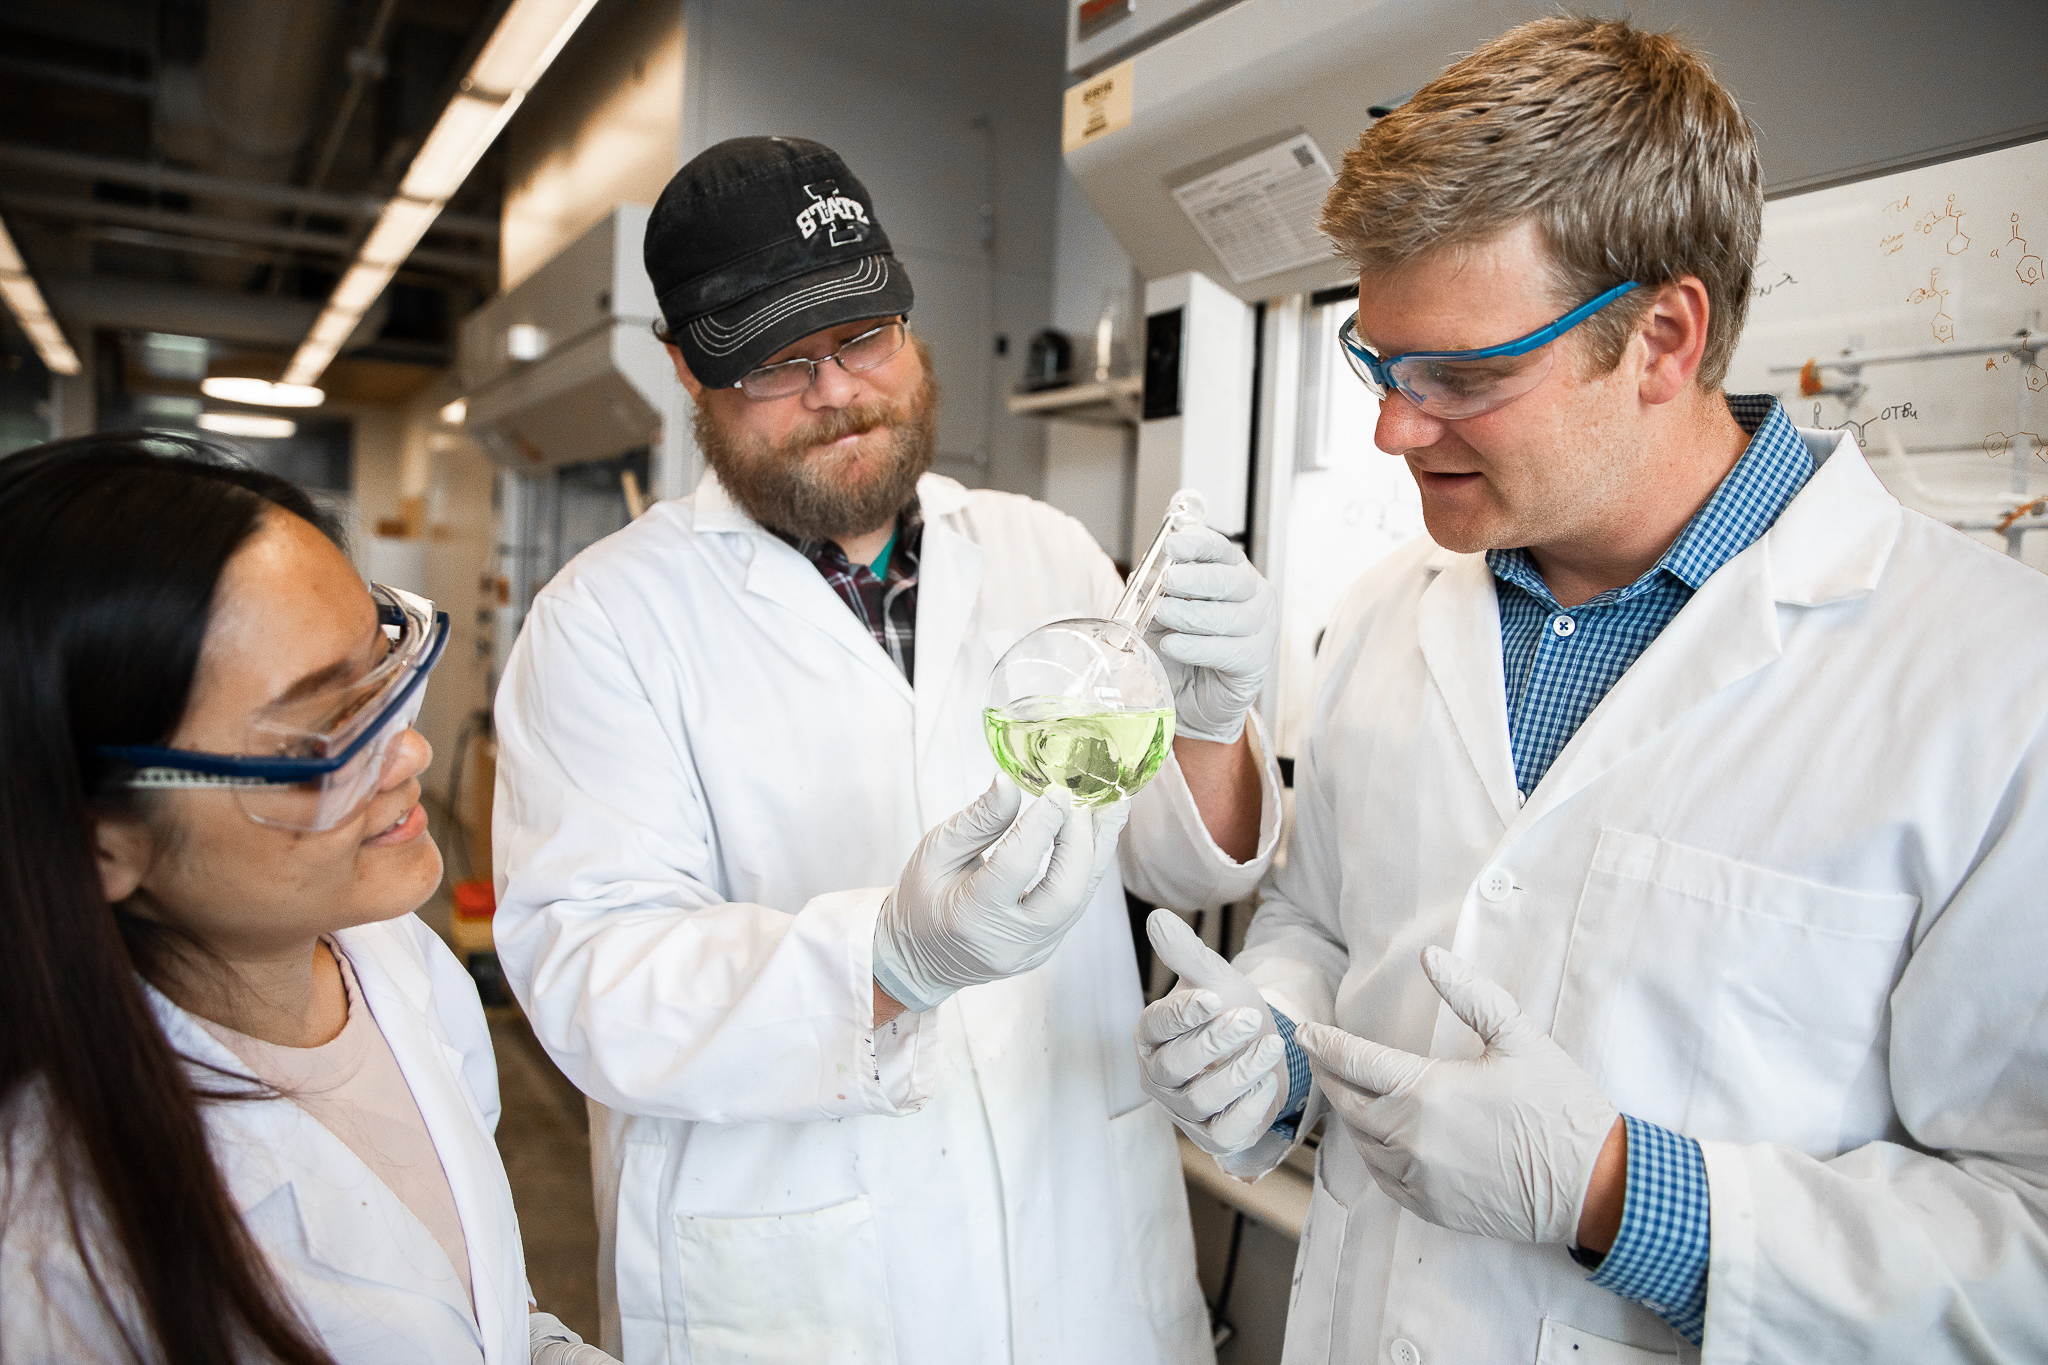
[1985, 431, 2046, 461]
[1990, 214, 2045, 285]
[1907, 267, 1956, 343]
[1917, 194, 1971, 256]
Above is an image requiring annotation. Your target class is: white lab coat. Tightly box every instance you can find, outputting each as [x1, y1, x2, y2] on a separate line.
[1233, 429, 2048, 1365]
[492, 471, 1280, 1365]
[0, 915, 533, 1364]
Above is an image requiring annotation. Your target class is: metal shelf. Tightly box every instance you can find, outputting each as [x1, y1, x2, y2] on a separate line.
[1178, 1131, 1314, 1242]
[1004, 374, 1142, 427]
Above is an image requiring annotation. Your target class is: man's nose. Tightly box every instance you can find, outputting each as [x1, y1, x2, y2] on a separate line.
[803, 354, 866, 410]
[1375, 390, 1446, 455]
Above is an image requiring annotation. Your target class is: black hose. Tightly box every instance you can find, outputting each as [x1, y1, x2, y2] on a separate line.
[441, 708, 488, 883]
[1211, 1210, 1247, 1342]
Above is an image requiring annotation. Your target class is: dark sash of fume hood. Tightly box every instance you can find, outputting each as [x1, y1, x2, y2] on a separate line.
[1066, 0, 2048, 306]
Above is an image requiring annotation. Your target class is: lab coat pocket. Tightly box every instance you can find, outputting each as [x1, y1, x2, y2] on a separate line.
[1554, 830, 1918, 1155]
[1107, 1102, 1208, 1337]
[1534, 1317, 1678, 1364]
[675, 1194, 896, 1365]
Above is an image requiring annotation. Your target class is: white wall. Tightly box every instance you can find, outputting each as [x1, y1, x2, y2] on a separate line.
[1042, 164, 1141, 561]
[678, 0, 1066, 496]
[502, 0, 684, 290]
[348, 384, 499, 885]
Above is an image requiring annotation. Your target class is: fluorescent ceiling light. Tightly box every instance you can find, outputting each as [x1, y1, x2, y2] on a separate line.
[400, 94, 518, 202]
[331, 259, 401, 314]
[280, 0, 601, 387]
[198, 411, 298, 439]
[440, 398, 467, 425]
[359, 197, 444, 267]
[0, 276, 51, 324]
[468, 0, 603, 95]
[0, 217, 81, 376]
[200, 376, 326, 408]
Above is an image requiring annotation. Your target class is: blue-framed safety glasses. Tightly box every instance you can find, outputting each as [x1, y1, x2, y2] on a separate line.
[99, 583, 450, 832]
[1338, 280, 1642, 420]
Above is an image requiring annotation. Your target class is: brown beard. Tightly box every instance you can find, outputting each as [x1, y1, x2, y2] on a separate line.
[694, 339, 939, 541]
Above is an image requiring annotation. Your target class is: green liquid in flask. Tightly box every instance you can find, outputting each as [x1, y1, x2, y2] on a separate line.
[982, 698, 1176, 807]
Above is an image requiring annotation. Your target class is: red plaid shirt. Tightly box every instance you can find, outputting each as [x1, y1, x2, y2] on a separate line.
[771, 503, 923, 682]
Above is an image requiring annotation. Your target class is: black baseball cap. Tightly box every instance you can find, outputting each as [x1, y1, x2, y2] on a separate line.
[645, 137, 914, 389]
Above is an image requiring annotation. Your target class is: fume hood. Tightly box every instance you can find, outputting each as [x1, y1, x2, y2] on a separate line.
[456, 204, 693, 490]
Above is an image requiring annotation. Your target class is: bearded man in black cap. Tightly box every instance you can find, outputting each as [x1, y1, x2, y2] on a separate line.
[492, 136, 1284, 1364]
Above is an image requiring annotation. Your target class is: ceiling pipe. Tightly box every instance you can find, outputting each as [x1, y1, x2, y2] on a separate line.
[189, 0, 347, 287]
[0, 55, 156, 99]
[79, 225, 485, 292]
[42, 275, 322, 349]
[2, 191, 497, 275]
[0, 145, 500, 240]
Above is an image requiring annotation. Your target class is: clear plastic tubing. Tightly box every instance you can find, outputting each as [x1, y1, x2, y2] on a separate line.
[1111, 489, 1207, 636]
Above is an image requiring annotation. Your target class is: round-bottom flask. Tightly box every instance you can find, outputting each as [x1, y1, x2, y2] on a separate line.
[982, 617, 1175, 807]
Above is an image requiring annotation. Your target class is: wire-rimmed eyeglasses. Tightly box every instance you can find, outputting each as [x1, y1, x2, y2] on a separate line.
[733, 318, 910, 400]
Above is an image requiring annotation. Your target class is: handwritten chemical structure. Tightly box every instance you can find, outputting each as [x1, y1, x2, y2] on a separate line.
[1989, 214, 2045, 285]
[1984, 431, 2047, 462]
[1981, 349, 2047, 392]
[1811, 400, 1918, 448]
[1751, 271, 1797, 298]
[1905, 267, 1956, 343]
[1915, 194, 1970, 256]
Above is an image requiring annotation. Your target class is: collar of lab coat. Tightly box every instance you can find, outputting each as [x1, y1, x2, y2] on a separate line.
[1416, 425, 1901, 832]
[144, 921, 512, 1356]
[690, 470, 984, 729]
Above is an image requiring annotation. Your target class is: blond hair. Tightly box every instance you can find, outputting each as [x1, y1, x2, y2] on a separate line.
[1319, 16, 1761, 389]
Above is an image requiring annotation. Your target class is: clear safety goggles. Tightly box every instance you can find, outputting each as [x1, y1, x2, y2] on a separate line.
[99, 583, 450, 832]
[1338, 280, 1641, 420]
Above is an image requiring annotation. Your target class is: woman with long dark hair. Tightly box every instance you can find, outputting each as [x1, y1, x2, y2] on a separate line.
[0, 434, 612, 1364]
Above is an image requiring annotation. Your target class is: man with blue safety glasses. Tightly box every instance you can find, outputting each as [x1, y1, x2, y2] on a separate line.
[1337, 279, 1639, 421]
[1136, 14, 2048, 1365]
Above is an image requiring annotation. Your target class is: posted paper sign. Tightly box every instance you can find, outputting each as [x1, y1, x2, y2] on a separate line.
[1171, 134, 1338, 284]
[1064, 61, 1134, 153]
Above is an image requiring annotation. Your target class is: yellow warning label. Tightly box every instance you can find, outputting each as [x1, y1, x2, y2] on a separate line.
[1063, 60, 1134, 154]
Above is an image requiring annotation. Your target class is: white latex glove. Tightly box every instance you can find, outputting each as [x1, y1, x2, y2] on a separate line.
[873, 779, 1129, 1014]
[1294, 946, 1620, 1245]
[530, 1309, 618, 1364]
[1134, 908, 1287, 1156]
[1147, 527, 1280, 745]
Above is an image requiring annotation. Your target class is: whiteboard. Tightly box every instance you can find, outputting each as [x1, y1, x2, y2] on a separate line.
[1724, 137, 2048, 562]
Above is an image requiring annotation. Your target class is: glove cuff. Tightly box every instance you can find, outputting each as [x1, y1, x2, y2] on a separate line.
[1173, 712, 1248, 746]
[871, 910, 953, 1015]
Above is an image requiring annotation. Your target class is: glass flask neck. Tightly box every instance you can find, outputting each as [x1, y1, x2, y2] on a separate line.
[1112, 489, 1206, 636]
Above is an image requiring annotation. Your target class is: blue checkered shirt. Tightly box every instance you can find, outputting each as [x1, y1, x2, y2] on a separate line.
[1491, 394, 1810, 798]
[1271, 395, 1811, 1347]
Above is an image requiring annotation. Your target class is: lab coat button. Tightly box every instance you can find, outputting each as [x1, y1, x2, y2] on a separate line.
[1478, 867, 1513, 902]
[1552, 615, 1576, 637]
[1389, 1338, 1422, 1365]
